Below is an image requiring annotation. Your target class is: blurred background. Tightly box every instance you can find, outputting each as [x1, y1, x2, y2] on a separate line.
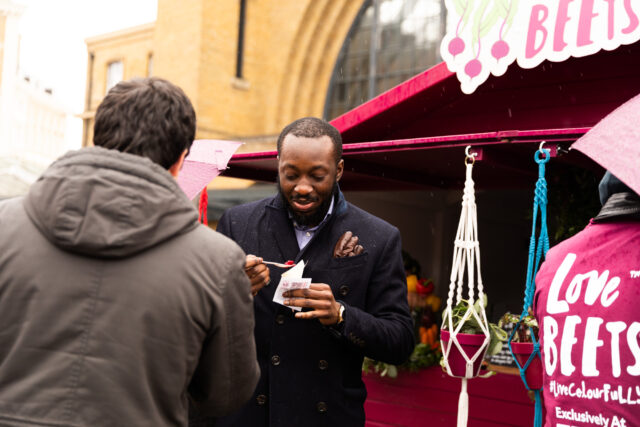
[0, 0, 445, 198]
[0, 0, 157, 196]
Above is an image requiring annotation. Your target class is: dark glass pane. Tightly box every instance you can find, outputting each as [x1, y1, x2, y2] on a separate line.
[325, 0, 446, 120]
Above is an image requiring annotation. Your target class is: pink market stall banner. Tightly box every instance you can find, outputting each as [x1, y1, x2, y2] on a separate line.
[440, 0, 640, 94]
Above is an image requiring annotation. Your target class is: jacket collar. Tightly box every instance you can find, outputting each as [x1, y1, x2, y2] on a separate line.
[265, 188, 347, 262]
[593, 192, 640, 223]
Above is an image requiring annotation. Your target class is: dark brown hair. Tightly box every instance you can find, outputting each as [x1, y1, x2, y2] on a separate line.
[93, 77, 196, 169]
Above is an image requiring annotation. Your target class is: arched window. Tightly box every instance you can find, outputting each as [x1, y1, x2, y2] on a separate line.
[324, 0, 446, 120]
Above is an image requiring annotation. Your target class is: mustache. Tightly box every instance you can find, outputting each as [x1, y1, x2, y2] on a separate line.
[291, 195, 319, 203]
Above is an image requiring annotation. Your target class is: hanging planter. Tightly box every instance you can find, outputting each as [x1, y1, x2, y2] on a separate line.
[501, 312, 543, 391]
[440, 330, 485, 378]
[440, 147, 506, 427]
[441, 296, 506, 379]
[511, 342, 543, 390]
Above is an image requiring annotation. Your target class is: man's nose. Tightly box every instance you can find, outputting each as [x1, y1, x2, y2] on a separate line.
[294, 180, 313, 195]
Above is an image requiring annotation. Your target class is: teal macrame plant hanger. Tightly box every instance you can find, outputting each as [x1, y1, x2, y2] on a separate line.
[507, 146, 550, 427]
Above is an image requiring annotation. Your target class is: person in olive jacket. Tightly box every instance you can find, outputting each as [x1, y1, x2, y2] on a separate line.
[0, 77, 259, 427]
[195, 117, 414, 427]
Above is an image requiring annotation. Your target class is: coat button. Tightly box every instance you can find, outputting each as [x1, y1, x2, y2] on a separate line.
[271, 355, 281, 366]
[256, 394, 267, 405]
[318, 360, 329, 370]
[317, 401, 328, 413]
[276, 314, 285, 325]
[339, 285, 349, 296]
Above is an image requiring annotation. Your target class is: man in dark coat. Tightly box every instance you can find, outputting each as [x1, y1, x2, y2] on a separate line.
[205, 117, 414, 427]
[0, 78, 259, 427]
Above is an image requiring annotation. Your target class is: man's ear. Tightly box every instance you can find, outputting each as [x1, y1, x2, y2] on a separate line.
[168, 149, 188, 178]
[336, 159, 344, 182]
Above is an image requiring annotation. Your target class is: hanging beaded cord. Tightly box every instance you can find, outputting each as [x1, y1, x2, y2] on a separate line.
[508, 147, 550, 427]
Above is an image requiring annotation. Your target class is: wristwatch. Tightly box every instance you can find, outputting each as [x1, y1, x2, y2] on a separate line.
[337, 303, 346, 324]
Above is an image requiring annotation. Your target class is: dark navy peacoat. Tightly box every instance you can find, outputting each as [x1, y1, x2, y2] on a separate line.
[213, 190, 414, 427]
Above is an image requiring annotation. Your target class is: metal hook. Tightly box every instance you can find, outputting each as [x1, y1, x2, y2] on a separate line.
[539, 141, 546, 154]
[465, 145, 477, 158]
[465, 145, 478, 165]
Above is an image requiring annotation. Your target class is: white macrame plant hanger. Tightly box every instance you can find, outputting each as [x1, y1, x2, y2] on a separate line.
[441, 147, 491, 427]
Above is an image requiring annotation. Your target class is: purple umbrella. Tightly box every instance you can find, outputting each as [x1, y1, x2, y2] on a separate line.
[572, 93, 640, 195]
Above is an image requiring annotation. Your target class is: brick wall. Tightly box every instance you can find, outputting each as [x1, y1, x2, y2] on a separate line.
[82, 0, 365, 152]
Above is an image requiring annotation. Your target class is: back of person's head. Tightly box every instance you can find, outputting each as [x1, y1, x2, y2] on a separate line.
[93, 77, 196, 169]
[598, 171, 637, 205]
[276, 117, 342, 163]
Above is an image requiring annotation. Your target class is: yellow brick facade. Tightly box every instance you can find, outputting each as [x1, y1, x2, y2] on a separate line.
[82, 0, 365, 154]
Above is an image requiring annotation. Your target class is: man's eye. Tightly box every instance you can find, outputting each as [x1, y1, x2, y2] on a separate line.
[312, 175, 325, 181]
[285, 175, 297, 180]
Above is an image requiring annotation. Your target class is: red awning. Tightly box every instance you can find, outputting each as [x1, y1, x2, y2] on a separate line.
[226, 41, 640, 190]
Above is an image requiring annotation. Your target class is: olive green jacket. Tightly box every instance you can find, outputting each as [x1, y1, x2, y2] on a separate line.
[0, 147, 259, 427]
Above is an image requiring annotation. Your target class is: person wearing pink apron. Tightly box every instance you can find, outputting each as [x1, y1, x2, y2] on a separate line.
[534, 172, 640, 427]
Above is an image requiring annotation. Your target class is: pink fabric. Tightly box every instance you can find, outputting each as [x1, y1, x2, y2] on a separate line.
[572, 93, 640, 196]
[534, 221, 640, 427]
[177, 139, 242, 200]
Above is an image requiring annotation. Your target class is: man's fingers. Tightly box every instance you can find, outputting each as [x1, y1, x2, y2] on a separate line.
[249, 271, 269, 286]
[307, 283, 332, 291]
[247, 263, 268, 279]
[284, 283, 333, 299]
[283, 284, 335, 309]
[244, 255, 264, 269]
[294, 310, 331, 320]
[284, 297, 332, 310]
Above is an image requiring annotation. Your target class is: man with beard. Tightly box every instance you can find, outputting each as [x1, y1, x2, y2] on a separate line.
[200, 117, 414, 427]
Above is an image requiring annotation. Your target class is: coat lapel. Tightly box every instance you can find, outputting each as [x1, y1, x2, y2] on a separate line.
[265, 196, 300, 262]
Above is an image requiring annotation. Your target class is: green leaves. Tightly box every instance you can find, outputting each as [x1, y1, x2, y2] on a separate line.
[452, 0, 467, 16]
[487, 323, 507, 355]
[442, 296, 507, 356]
[464, 0, 522, 52]
[452, 0, 474, 33]
[362, 344, 442, 378]
[503, 0, 520, 36]
[499, 311, 539, 342]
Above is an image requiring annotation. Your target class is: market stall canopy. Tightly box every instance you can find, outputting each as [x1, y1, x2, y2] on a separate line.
[225, 41, 640, 190]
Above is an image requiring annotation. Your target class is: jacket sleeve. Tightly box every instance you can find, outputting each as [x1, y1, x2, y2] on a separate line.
[339, 228, 415, 365]
[188, 241, 259, 416]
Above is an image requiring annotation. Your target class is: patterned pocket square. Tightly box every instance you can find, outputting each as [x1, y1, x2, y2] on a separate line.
[333, 231, 364, 258]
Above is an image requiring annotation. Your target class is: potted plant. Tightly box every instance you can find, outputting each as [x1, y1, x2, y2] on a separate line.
[499, 311, 543, 389]
[440, 295, 507, 378]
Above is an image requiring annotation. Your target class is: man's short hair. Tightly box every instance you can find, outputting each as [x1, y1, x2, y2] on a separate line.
[93, 77, 196, 169]
[276, 117, 343, 163]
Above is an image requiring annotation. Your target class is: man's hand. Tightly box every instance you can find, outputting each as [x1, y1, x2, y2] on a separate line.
[283, 284, 341, 325]
[244, 255, 270, 296]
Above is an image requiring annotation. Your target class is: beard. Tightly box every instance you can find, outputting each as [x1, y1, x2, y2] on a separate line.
[278, 178, 338, 227]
